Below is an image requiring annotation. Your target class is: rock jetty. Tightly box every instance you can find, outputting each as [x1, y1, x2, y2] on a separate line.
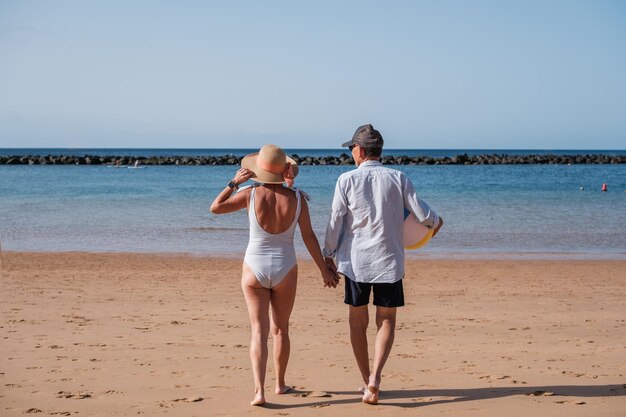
[0, 153, 624, 166]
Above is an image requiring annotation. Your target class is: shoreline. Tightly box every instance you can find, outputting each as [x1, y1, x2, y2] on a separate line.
[2, 249, 625, 261]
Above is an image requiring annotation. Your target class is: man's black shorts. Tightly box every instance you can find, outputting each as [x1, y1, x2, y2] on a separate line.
[344, 276, 405, 307]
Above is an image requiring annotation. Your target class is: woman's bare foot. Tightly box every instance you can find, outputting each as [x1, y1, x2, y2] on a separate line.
[357, 376, 370, 393]
[275, 385, 292, 395]
[362, 377, 380, 405]
[250, 390, 265, 406]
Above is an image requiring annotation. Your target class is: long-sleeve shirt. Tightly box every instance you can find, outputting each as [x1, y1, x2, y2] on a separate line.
[323, 160, 439, 283]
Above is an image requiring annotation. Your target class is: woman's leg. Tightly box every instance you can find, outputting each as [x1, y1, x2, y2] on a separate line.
[269, 265, 298, 394]
[241, 263, 271, 406]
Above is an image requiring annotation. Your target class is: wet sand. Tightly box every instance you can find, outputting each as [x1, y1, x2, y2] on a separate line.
[1, 252, 625, 416]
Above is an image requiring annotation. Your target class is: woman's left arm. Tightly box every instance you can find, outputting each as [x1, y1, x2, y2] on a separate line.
[210, 168, 253, 214]
[298, 197, 340, 288]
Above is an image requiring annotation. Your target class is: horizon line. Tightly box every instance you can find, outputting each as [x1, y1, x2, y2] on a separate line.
[1, 147, 625, 151]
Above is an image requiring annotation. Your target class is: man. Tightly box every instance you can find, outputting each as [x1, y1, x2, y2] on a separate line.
[323, 124, 443, 405]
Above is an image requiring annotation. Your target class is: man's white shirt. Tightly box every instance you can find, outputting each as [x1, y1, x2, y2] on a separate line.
[323, 160, 439, 284]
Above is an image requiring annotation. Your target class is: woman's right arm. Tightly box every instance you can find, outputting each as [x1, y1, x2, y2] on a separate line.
[209, 168, 253, 214]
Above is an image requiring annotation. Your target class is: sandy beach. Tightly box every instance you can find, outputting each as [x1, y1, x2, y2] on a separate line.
[1, 252, 625, 416]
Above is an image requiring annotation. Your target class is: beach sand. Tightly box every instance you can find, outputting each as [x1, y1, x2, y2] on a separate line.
[1, 252, 625, 416]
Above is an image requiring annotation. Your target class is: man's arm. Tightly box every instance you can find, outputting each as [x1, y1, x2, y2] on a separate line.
[323, 178, 348, 261]
[402, 174, 439, 229]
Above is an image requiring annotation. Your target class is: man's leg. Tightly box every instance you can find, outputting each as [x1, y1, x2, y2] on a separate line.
[363, 306, 397, 404]
[349, 305, 370, 387]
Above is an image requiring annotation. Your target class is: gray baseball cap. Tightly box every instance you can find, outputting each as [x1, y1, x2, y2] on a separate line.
[341, 124, 384, 148]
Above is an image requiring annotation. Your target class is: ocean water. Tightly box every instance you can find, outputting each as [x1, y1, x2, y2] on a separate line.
[2, 148, 626, 158]
[0, 161, 624, 258]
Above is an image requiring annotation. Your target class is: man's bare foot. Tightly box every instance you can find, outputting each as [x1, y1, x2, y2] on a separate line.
[362, 378, 380, 405]
[275, 385, 293, 395]
[250, 390, 265, 406]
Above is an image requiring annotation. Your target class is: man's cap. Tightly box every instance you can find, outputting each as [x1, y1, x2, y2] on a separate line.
[341, 124, 384, 148]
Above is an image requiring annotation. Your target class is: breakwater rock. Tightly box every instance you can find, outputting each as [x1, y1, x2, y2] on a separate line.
[1, 153, 624, 166]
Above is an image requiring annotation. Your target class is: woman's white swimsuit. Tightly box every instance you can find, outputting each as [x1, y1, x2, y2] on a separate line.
[244, 186, 302, 289]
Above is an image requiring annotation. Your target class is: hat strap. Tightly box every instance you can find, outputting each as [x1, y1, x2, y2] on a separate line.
[257, 158, 295, 187]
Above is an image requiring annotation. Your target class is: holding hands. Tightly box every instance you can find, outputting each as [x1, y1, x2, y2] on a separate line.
[322, 257, 340, 288]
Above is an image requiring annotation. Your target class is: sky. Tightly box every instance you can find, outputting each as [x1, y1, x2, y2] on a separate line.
[0, 1, 625, 149]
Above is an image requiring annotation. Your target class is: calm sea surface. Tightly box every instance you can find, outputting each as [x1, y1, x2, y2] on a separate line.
[2, 148, 626, 158]
[0, 150, 624, 258]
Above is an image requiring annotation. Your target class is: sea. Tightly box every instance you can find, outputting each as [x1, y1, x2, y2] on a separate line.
[1, 148, 625, 259]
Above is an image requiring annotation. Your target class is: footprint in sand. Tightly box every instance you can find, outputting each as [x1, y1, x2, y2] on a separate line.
[172, 396, 204, 402]
[25, 408, 42, 413]
[159, 397, 204, 407]
[555, 400, 586, 405]
[306, 391, 332, 398]
[185, 396, 204, 402]
[56, 390, 92, 399]
[219, 366, 242, 370]
[562, 370, 586, 377]
[101, 390, 123, 395]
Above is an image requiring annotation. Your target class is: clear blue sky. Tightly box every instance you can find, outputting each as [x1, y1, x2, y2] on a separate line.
[1, 1, 625, 149]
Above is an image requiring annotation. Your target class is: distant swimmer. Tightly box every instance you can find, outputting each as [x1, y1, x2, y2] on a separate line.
[601, 183, 608, 192]
[580, 186, 584, 191]
[127, 160, 145, 169]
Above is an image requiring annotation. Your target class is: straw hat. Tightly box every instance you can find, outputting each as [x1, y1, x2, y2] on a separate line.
[241, 144, 299, 186]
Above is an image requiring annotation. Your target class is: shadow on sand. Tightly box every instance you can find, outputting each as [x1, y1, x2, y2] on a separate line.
[261, 384, 626, 409]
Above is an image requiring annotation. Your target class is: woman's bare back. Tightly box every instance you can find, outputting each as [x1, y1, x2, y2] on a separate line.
[251, 184, 298, 234]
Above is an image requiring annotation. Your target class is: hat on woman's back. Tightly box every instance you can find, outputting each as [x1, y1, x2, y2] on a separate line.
[241, 144, 299, 187]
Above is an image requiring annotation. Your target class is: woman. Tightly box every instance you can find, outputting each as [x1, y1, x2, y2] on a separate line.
[210, 144, 339, 406]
